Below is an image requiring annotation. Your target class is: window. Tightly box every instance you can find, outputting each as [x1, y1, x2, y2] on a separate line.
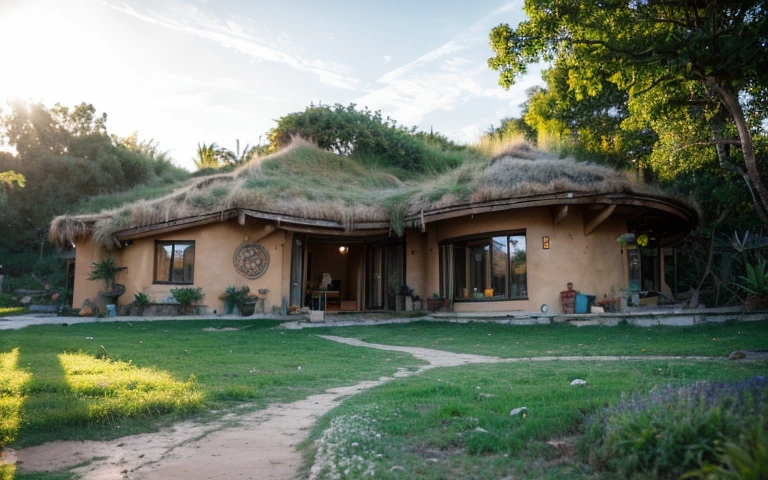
[443, 232, 527, 301]
[154, 241, 195, 284]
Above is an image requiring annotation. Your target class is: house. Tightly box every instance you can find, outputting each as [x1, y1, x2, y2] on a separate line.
[49, 140, 697, 314]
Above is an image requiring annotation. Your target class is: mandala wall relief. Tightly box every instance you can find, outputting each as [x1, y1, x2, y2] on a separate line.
[233, 242, 270, 279]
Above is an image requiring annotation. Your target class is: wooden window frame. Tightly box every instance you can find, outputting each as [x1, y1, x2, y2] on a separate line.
[153, 240, 195, 285]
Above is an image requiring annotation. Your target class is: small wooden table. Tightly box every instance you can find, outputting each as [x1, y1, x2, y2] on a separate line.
[310, 290, 339, 311]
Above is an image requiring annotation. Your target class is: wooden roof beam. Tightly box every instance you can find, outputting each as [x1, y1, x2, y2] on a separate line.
[583, 204, 616, 236]
[551, 205, 568, 226]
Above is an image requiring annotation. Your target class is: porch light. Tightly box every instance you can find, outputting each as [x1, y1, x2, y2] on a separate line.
[542, 236, 550, 250]
[338, 246, 349, 254]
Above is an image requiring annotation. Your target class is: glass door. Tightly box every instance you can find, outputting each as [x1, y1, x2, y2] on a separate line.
[366, 245, 384, 309]
[289, 235, 305, 307]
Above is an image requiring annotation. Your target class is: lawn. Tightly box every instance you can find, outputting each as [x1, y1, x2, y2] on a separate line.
[302, 360, 768, 479]
[0, 319, 420, 450]
[1, 319, 767, 480]
[312, 319, 768, 357]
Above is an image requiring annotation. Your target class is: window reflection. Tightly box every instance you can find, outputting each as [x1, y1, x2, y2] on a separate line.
[154, 241, 195, 284]
[446, 232, 527, 301]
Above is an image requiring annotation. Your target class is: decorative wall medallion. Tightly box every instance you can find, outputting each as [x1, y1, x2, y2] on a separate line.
[233, 242, 270, 279]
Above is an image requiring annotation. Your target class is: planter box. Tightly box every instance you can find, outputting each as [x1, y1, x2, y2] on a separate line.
[426, 299, 443, 311]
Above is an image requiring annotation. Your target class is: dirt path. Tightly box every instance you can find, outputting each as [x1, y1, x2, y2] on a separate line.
[317, 335, 721, 365]
[6, 336, 721, 479]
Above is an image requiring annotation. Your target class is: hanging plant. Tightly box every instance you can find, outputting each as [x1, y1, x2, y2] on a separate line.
[616, 234, 636, 248]
[637, 234, 649, 248]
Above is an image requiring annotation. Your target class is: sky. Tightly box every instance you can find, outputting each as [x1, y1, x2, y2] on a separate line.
[0, 0, 544, 170]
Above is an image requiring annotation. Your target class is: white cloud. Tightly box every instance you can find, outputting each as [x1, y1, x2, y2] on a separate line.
[383, 55, 392, 63]
[357, 1, 533, 126]
[102, 0, 360, 90]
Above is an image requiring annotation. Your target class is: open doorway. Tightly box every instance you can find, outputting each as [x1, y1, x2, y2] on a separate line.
[304, 240, 364, 312]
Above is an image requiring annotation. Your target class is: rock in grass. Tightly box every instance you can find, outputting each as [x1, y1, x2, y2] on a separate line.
[728, 350, 747, 360]
[510, 407, 528, 416]
[474, 427, 488, 433]
[570, 379, 587, 387]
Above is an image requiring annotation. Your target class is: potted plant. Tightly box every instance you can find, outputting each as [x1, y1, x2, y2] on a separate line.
[219, 285, 250, 314]
[170, 287, 204, 315]
[738, 256, 768, 311]
[241, 288, 269, 316]
[412, 294, 422, 311]
[133, 292, 151, 316]
[88, 259, 126, 296]
[427, 293, 443, 311]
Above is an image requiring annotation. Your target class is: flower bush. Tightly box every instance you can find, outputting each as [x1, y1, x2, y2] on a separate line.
[580, 376, 768, 478]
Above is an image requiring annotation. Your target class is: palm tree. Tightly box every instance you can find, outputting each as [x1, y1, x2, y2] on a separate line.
[193, 142, 223, 170]
[220, 143, 258, 166]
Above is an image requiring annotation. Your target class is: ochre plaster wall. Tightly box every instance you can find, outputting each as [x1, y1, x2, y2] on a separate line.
[422, 207, 628, 313]
[73, 218, 288, 313]
[405, 230, 427, 298]
[72, 240, 105, 309]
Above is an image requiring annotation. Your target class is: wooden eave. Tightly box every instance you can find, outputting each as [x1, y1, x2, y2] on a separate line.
[405, 192, 698, 233]
[113, 208, 390, 242]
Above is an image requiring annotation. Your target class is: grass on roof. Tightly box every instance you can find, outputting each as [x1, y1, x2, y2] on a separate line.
[51, 136, 678, 248]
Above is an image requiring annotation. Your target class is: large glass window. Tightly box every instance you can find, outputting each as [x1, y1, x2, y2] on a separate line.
[445, 232, 527, 301]
[154, 241, 195, 284]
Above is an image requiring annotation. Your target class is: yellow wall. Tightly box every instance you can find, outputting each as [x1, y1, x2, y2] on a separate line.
[421, 207, 627, 313]
[72, 206, 630, 315]
[73, 218, 288, 313]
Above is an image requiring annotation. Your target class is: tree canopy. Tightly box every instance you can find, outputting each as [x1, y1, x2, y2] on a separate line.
[488, 0, 768, 222]
[0, 100, 188, 279]
[267, 103, 464, 172]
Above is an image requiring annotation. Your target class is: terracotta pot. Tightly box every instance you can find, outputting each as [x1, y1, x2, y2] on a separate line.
[746, 295, 768, 311]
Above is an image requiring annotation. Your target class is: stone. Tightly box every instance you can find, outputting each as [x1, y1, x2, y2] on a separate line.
[474, 427, 488, 433]
[728, 350, 747, 360]
[510, 407, 528, 416]
[570, 379, 587, 387]
[309, 310, 325, 322]
[20, 296, 32, 305]
[81, 299, 100, 316]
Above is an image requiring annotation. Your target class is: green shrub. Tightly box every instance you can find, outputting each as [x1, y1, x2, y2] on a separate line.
[133, 292, 151, 315]
[88, 258, 121, 291]
[3, 274, 44, 292]
[0, 294, 17, 307]
[219, 285, 249, 314]
[170, 287, 204, 315]
[682, 420, 768, 480]
[739, 255, 768, 297]
[581, 376, 768, 479]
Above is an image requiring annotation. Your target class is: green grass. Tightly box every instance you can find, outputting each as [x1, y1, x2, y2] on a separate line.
[0, 308, 27, 318]
[302, 360, 768, 480]
[0, 320, 419, 448]
[313, 319, 768, 357]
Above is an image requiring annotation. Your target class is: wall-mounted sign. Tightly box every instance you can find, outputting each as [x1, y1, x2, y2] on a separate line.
[233, 242, 270, 279]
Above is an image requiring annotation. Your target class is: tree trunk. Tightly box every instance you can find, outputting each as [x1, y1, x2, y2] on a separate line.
[710, 113, 768, 223]
[706, 77, 768, 223]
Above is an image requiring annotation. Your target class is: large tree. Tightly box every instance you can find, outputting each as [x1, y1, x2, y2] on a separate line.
[488, 0, 768, 221]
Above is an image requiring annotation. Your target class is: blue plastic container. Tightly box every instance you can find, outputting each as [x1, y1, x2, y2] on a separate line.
[574, 293, 588, 314]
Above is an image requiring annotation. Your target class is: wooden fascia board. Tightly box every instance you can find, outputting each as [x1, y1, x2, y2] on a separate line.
[407, 193, 697, 229]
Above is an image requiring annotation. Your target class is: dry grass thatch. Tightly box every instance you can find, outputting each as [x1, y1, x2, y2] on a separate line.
[49, 138, 689, 249]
